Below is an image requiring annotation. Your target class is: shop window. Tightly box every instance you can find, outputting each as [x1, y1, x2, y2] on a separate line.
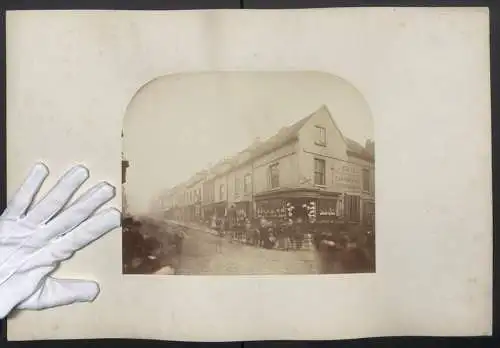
[318, 199, 337, 218]
[314, 158, 326, 185]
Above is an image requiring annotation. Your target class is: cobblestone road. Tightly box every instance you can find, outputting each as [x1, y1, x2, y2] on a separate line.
[176, 227, 320, 275]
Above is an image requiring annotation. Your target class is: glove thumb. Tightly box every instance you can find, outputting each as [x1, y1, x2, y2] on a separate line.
[17, 276, 100, 311]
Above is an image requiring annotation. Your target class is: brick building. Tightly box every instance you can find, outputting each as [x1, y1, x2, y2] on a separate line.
[161, 105, 375, 228]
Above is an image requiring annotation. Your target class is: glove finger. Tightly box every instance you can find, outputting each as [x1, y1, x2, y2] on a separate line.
[17, 277, 100, 310]
[28, 208, 121, 266]
[24, 165, 89, 225]
[1, 163, 49, 220]
[43, 182, 115, 242]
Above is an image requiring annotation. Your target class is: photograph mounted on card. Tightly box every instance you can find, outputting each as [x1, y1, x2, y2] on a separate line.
[121, 72, 376, 276]
[5, 8, 491, 342]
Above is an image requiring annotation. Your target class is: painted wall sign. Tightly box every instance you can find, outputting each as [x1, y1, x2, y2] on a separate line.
[331, 163, 362, 193]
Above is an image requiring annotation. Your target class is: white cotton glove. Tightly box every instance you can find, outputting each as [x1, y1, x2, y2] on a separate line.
[0, 163, 121, 319]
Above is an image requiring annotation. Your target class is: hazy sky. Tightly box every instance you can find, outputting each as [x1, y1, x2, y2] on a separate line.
[123, 71, 373, 214]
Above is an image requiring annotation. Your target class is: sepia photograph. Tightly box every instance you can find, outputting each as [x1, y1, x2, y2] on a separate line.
[122, 71, 375, 275]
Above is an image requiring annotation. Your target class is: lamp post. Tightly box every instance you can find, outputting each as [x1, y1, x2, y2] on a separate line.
[121, 151, 130, 216]
[122, 156, 129, 185]
[121, 131, 129, 185]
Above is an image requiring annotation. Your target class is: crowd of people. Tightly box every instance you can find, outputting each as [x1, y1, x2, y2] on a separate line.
[207, 215, 374, 253]
[204, 214, 375, 273]
[121, 213, 375, 274]
[122, 216, 188, 274]
[208, 215, 307, 250]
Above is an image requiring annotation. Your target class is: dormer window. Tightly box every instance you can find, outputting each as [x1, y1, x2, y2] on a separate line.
[315, 126, 327, 146]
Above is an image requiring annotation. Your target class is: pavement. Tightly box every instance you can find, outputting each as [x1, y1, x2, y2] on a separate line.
[173, 226, 320, 275]
[150, 220, 373, 275]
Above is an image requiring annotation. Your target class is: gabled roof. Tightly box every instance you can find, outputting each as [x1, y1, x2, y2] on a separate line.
[247, 113, 313, 160]
[230, 110, 315, 166]
[200, 111, 314, 181]
[204, 104, 376, 178]
[345, 138, 364, 153]
[345, 138, 374, 162]
[309, 105, 374, 162]
[167, 105, 373, 194]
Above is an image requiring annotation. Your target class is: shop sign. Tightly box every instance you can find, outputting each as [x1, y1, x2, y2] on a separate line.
[331, 162, 362, 193]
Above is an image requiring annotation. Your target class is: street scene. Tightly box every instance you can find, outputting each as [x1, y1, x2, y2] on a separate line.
[122, 216, 373, 275]
[121, 72, 375, 275]
[123, 217, 320, 275]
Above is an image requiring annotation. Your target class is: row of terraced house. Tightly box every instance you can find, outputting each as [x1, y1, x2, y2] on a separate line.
[159, 105, 375, 230]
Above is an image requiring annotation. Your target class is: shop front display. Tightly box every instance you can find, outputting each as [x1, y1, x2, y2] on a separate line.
[254, 189, 343, 224]
[255, 199, 288, 220]
[227, 201, 251, 227]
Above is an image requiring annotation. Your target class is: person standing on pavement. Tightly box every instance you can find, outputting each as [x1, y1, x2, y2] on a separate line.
[173, 227, 188, 255]
[215, 223, 224, 253]
[267, 222, 277, 249]
[259, 217, 269, 248]
[244, 218, 252, 245]
[211, 215, 217, 230]
[252, 218, 261, 246]
[283, 219, 293, 251]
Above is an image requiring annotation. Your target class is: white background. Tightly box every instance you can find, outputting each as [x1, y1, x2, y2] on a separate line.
[6, 8, 491, 341]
